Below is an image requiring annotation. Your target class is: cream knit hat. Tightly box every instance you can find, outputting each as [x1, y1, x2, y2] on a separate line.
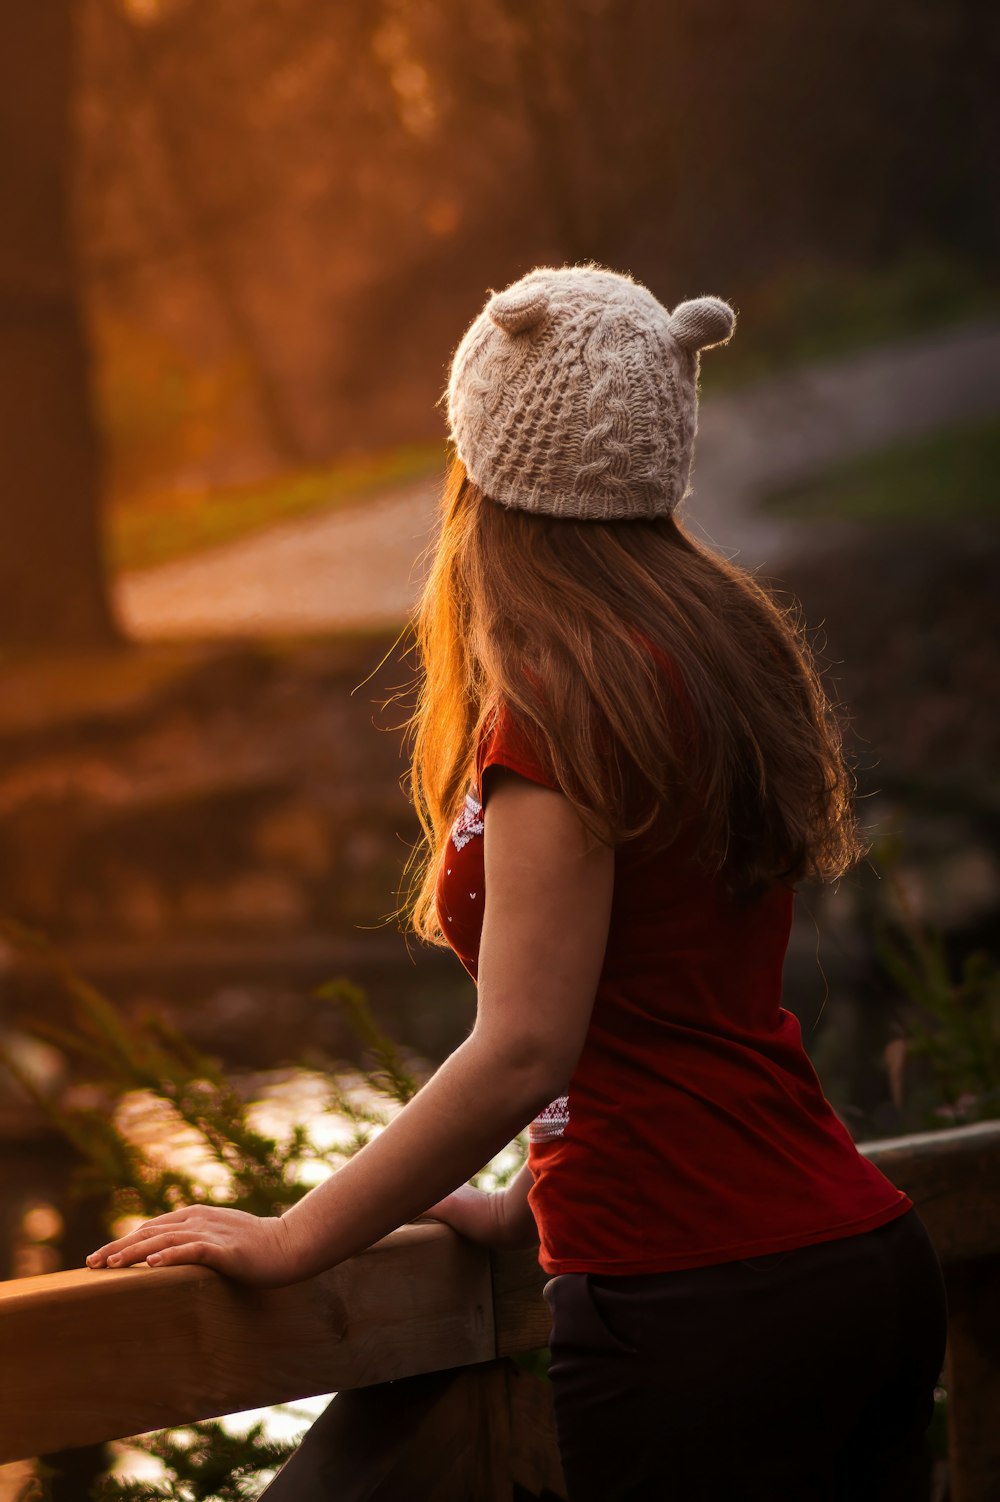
[446, 264, 735, 520]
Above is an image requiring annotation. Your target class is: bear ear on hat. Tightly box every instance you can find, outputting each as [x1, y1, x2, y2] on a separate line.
[668, 296, 736, 352]
[488, 285, 551, 336]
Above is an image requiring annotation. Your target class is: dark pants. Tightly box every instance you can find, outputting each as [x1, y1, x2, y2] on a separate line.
[544, 1208, 948, 1501]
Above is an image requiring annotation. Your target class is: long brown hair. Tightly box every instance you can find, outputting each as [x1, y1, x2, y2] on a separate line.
[403, 458, 863, 943]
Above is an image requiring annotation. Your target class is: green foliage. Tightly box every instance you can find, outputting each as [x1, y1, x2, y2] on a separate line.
[706, 247, 1000, 393]
[88, 1421, 298, 1502]
[871, 870, 1000, 1128]
[314, 976, 419, 1106]
[927, 1382, 950, 1464]
[762, 414, 1000, 525]
[0, 916, 320, 1224]
[0, 920, 467, 1502]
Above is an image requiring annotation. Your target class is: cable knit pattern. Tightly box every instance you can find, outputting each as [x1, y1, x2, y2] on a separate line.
[447, 265, 736, 520]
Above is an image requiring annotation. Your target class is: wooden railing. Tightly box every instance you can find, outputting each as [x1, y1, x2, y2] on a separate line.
[1, 1121, 999, 1501]
[0, 1221, 561, 1500]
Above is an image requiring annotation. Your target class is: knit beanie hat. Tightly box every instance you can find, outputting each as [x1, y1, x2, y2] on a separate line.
[446, 264, 735, 521]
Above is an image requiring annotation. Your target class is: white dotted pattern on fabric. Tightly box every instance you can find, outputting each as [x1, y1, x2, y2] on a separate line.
[529, 1095, 570, 1142]
[451, 791, 484, 851]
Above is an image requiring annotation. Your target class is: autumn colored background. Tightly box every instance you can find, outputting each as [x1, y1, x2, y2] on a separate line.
[0, 2, 998, 1498]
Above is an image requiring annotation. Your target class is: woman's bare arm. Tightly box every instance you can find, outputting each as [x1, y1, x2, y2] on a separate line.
[87, 770, 611, 1284]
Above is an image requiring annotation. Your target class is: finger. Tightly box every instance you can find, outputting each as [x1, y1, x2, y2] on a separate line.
[87, 1210, 196, 1265]
[88, 1234, 151, 1266]
[100, 1229, 209, 1268]
[87, 1236, 151, 1266]
[144, 1241, 217, 1269]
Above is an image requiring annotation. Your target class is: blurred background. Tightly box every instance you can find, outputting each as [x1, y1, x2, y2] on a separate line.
[0, 1, 998, 1497]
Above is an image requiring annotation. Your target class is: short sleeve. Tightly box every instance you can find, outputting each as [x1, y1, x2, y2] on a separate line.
[475, 705, 558, 799]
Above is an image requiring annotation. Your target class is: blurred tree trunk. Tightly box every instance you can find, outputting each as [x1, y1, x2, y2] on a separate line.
[108, 6, 307, 466]
[497, 0, 664, 266]
[0, 0, 118, 649]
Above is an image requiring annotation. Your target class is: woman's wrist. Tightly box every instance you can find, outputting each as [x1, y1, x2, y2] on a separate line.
[488, 1181, 539, 1250]
[422, 1180, 537, 1251]
[421, 1184, 494, 1242]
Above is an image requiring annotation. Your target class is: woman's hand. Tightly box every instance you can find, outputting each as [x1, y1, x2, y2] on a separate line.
[86, 1206, 301, 1288]
[421, 1164, 538, 1251]
[421, 1185, 497, 1243]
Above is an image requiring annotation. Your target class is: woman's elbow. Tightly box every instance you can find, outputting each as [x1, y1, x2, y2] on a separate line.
[468, 1028, 578, 1115]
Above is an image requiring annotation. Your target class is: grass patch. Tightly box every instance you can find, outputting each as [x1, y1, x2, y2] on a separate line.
[762, 414, 1000, 524]
[109, 442, 446, 573]
[702, 246, 1000, 394]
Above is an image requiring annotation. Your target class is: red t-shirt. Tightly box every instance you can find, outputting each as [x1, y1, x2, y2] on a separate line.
[435, 705, 912, 1276]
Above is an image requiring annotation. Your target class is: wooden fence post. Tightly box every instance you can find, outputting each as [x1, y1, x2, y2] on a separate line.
[256, 1360, 564, 1502]
[258, 1245, 565, 1501]
[944, 1257, 1000, 1502]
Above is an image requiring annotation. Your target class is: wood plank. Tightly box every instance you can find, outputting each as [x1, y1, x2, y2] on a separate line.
[258, 1370, 459, 1502]
[507, 1365, 566, 1500]
[491, 1247, 550, 1359]
[258, 1360, 566, 1502]
[944, 1258, 1000, 1502]
[258, 1364, 514, 1502]
[0, 1459, 37, 1502]
[2, 1122, 999, 1467]
[0, 1223, 494, 1465]
[860, 1122, 1000, 1262]
[374, 1364, 512, 1502]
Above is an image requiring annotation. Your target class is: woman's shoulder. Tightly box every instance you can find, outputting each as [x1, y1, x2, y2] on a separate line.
[475, 702, 558, 797]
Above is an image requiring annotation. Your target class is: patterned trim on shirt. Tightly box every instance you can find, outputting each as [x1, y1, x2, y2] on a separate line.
[451, 791, 484, 851]
[529, 1095, 570, 1141]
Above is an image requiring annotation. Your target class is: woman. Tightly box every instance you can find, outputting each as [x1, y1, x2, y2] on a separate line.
[88, 266, 947, 1500]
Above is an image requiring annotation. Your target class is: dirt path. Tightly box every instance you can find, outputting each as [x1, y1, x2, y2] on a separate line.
[116, 317, 1000, 638]
[117, 476, 444, 637]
